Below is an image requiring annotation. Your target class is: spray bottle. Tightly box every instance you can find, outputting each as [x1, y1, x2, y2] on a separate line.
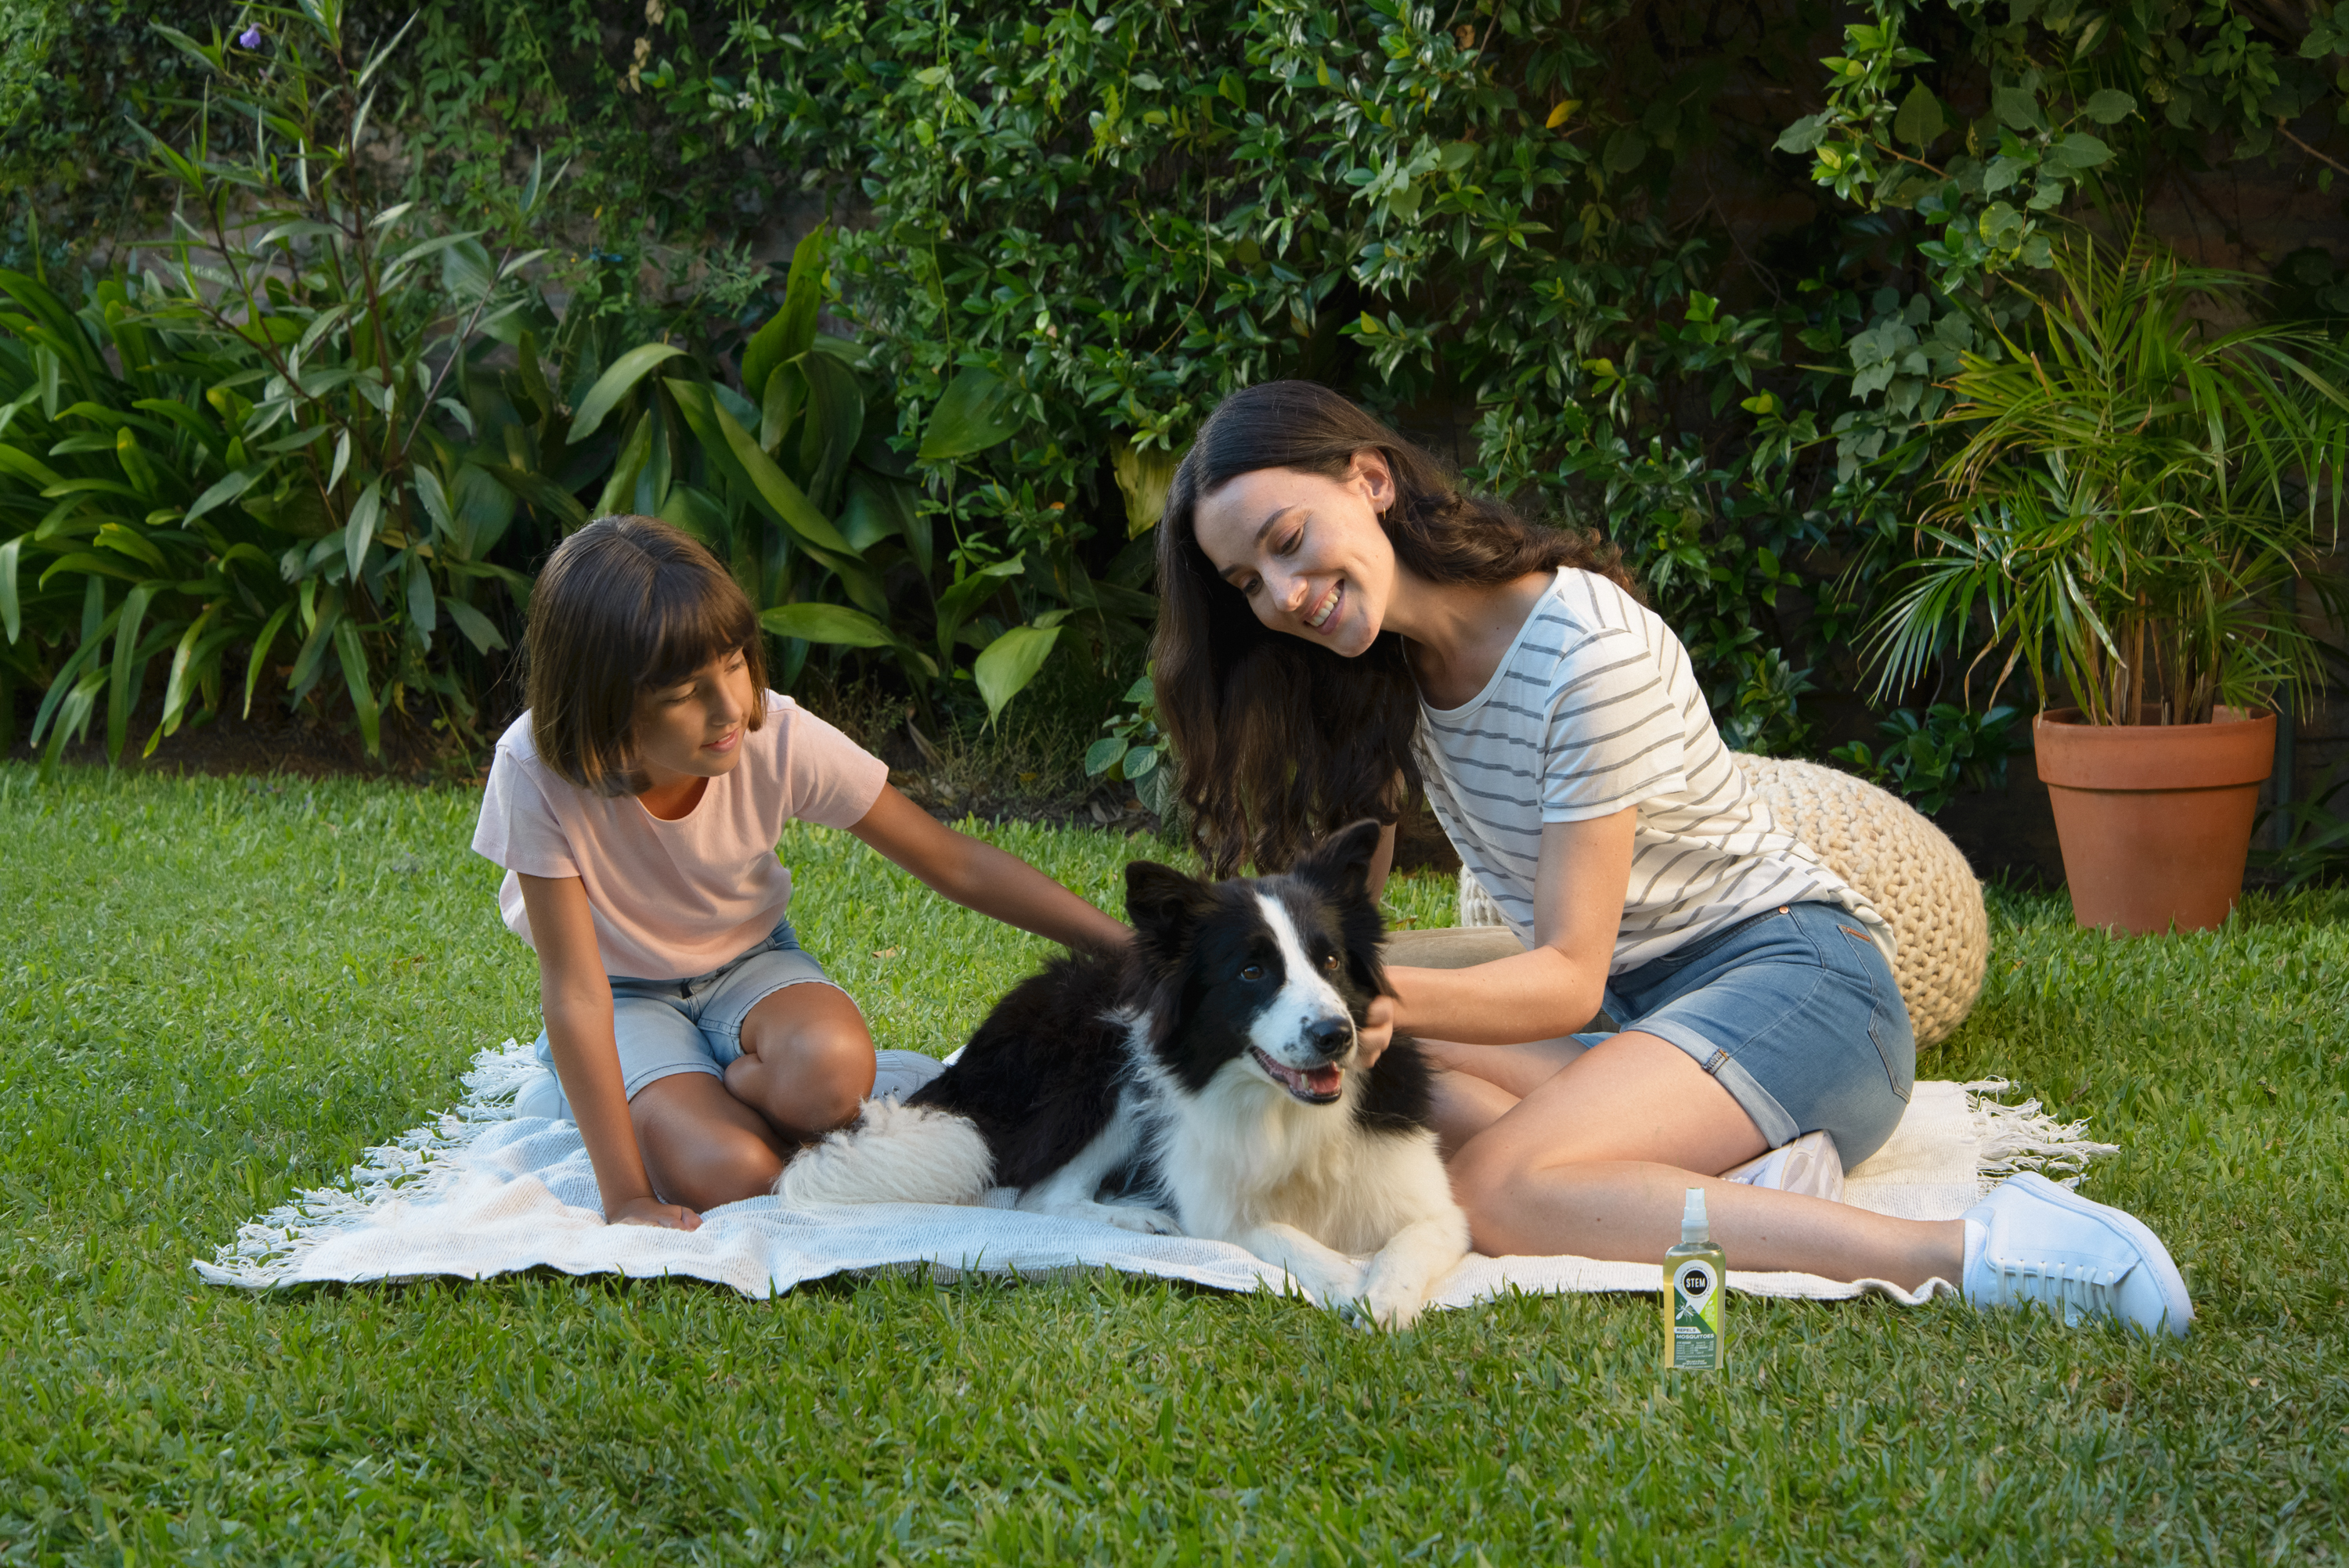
[1664, 1186, 1727, 1371]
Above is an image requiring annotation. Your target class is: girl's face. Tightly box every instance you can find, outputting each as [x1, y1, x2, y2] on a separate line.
[630, 647, 756, 785]
[1191, 450, 1398, 658]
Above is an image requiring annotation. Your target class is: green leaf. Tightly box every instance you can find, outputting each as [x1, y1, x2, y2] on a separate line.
[475, 461, 589, 531]
[568, 344, 686, 444]
[760, 362, 806, 452]
[242, 604, 293, 717]
[972, 622, 1061, 723]
[1602, 128, 1648, 174]
[344, 480, 382, 582]
[1113, 441, 1184, 538]
[106, 582, 152, 764]
[0, 535, 20, 643]
[1123, 744, 1160, 780]
[799, 352, 866, 511]
[412, 467, 456, 541]
[1773, 114, 1828, 154]
[441, 237, 498, 304]
[2045, 132, 2113, 174]
[405, 554, 437, 643]
[2083, 88, 2137, 124]
[664, 378, 859, 556]
[842, 470, 929, 572]
[442, 595, 508, 653]
[0, 444, 66, 490]
[332, 617, 381, 755]
[1893, 83, 1945, 149]
[157, 603, 223, 744]
[933, 558, 1024, 650]
[1991, 85, 2044, 132]
[454, 463, 518, 555]
[596, 415, 655, 520]
[758, 602, 897, 648]
[918, 369, 1023, 463]
[1084, 736, 1130, 777]
[387, 230, 486, 276]
[742, 225, 829, 401]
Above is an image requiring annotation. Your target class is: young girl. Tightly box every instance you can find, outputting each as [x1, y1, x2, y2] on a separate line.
[474, 515, 1129, 1230]
[1153, 380, 2193, 1335]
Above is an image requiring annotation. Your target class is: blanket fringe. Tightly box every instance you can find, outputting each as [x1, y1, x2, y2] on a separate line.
[193, 1037, 540, 1289]
[1959, 1077, 2119, 1192]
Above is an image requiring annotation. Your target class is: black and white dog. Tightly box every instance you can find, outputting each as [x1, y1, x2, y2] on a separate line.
[778, 820, 1471, 1328]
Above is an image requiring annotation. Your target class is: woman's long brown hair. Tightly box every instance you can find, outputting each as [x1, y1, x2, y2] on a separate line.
[1153, 380, 1633, 877]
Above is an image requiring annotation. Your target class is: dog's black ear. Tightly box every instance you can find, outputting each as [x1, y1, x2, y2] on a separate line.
[1290, 818, 1385, 901]
[1125, 860, 1215, 953]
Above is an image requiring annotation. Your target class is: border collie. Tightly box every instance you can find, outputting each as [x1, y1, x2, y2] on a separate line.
[778, 820, 1471, 1328]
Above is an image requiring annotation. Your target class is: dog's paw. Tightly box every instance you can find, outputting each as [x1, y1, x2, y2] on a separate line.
[1298, 1263, 1371, 1314]
[1355, 1281, 1428, 1332]
[1101, 1204, 1182, 1236]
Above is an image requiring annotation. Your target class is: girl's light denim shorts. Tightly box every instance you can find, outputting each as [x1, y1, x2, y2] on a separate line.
[1579, 900, 1916, 1165]
[530, 918, 841, 1114]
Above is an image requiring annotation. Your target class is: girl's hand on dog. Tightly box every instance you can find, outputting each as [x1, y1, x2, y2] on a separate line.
[608, 1195, 704, 1231]
[1355, 994, 1397, 1072]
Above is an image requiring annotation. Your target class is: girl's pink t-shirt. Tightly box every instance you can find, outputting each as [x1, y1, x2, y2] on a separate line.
[471, 691, 889, 980]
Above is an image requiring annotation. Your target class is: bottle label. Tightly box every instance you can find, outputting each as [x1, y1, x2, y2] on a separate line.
[1669, 1257, 1723, 1369]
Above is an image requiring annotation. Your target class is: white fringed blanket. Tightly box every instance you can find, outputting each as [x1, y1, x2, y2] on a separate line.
[197, 1040, 2116, 1307]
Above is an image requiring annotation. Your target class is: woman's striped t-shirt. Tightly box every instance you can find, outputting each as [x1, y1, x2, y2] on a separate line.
[1414, 568, 1893, 975]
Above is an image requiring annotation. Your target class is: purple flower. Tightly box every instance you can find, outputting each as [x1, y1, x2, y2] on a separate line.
[237, 25, 262, 49]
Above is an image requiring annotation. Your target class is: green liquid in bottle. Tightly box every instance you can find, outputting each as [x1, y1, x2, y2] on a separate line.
[1664, 1187, 1727, 1372]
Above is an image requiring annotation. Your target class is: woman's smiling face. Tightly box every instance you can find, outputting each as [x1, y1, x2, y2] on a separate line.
[1191, 450, 1398, 658]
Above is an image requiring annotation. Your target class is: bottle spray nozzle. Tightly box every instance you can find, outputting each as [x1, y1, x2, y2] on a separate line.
[1680, 1186, 1709, 1245]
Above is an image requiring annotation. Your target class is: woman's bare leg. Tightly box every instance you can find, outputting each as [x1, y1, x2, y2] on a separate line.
[1419, 1034, 1587, 1156]
[1444, 1030, 1964, 1289]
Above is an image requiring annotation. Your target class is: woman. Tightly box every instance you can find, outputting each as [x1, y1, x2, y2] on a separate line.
[1153, 380, 2190, 1334]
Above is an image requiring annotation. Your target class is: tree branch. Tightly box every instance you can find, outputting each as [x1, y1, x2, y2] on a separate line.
[2276, 117, 2349, 181]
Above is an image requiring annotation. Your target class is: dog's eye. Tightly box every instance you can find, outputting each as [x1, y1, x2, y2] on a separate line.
[1239, 964, 1266, 982]
[1321, 953, 1340, 971]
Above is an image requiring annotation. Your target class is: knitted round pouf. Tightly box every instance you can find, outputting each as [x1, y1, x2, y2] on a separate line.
[1454, 756, 1988, 1048]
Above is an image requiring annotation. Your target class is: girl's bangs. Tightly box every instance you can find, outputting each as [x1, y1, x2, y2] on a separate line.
[637, 568, 758, 690]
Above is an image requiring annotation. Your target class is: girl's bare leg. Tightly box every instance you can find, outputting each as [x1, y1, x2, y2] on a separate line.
[725, 982, 877, 1138]
[622, 984, 880, 1211]
[630, 1073, 792, 1209]
[1440, 1030, 1964, 1289]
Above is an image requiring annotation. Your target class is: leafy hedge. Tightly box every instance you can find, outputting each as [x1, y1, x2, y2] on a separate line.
[5, 0, 2347, 796]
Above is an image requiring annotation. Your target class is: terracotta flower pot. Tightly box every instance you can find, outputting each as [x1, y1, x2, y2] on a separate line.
[2033, 708, 2276, 934]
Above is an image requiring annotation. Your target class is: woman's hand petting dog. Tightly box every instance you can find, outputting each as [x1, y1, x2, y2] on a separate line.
[1351, 993, 1397, 1072]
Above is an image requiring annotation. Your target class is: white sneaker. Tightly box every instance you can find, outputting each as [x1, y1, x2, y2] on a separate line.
[513, 1068, 568, 1121]
[870, 1049, 946, 1105]
[1723, 1130, 1846, 1202]
[1961, 1172, 2192, 1336]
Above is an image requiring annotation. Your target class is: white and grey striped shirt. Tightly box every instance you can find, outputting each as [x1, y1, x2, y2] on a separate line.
[1416, 568, 1893, 975]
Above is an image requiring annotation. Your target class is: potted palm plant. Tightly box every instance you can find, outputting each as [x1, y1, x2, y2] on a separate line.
[1866, 225, 2348, 933]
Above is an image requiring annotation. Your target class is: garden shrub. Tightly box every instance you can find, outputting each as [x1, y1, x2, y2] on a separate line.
[5, 0, 2345, 808]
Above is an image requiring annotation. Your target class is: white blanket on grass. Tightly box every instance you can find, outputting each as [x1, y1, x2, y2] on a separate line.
[197, 1040, 2116, 1307]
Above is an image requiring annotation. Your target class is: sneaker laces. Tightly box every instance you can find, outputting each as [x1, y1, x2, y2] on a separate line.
[1981, 1254, 2126, 1325]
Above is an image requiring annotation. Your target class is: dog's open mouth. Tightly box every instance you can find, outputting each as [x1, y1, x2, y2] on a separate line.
[1250, 1047, 1344, 1103]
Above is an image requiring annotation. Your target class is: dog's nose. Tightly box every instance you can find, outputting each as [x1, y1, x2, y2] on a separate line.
[1304, 1015, 1354, 1060]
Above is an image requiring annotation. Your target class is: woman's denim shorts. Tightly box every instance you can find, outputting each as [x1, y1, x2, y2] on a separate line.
[530, 918, 841, 1115]
[1581, 900, 1916, 1165]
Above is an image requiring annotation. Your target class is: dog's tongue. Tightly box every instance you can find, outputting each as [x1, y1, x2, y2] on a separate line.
[1271, 1059, 1344, 1100]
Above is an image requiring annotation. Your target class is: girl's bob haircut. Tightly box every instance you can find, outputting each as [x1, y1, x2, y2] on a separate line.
[525, 514, 767, 795]
[1154, 380, 1633, 878]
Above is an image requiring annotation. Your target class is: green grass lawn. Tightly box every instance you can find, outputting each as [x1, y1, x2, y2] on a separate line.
[1, 765, 2341, 1564]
